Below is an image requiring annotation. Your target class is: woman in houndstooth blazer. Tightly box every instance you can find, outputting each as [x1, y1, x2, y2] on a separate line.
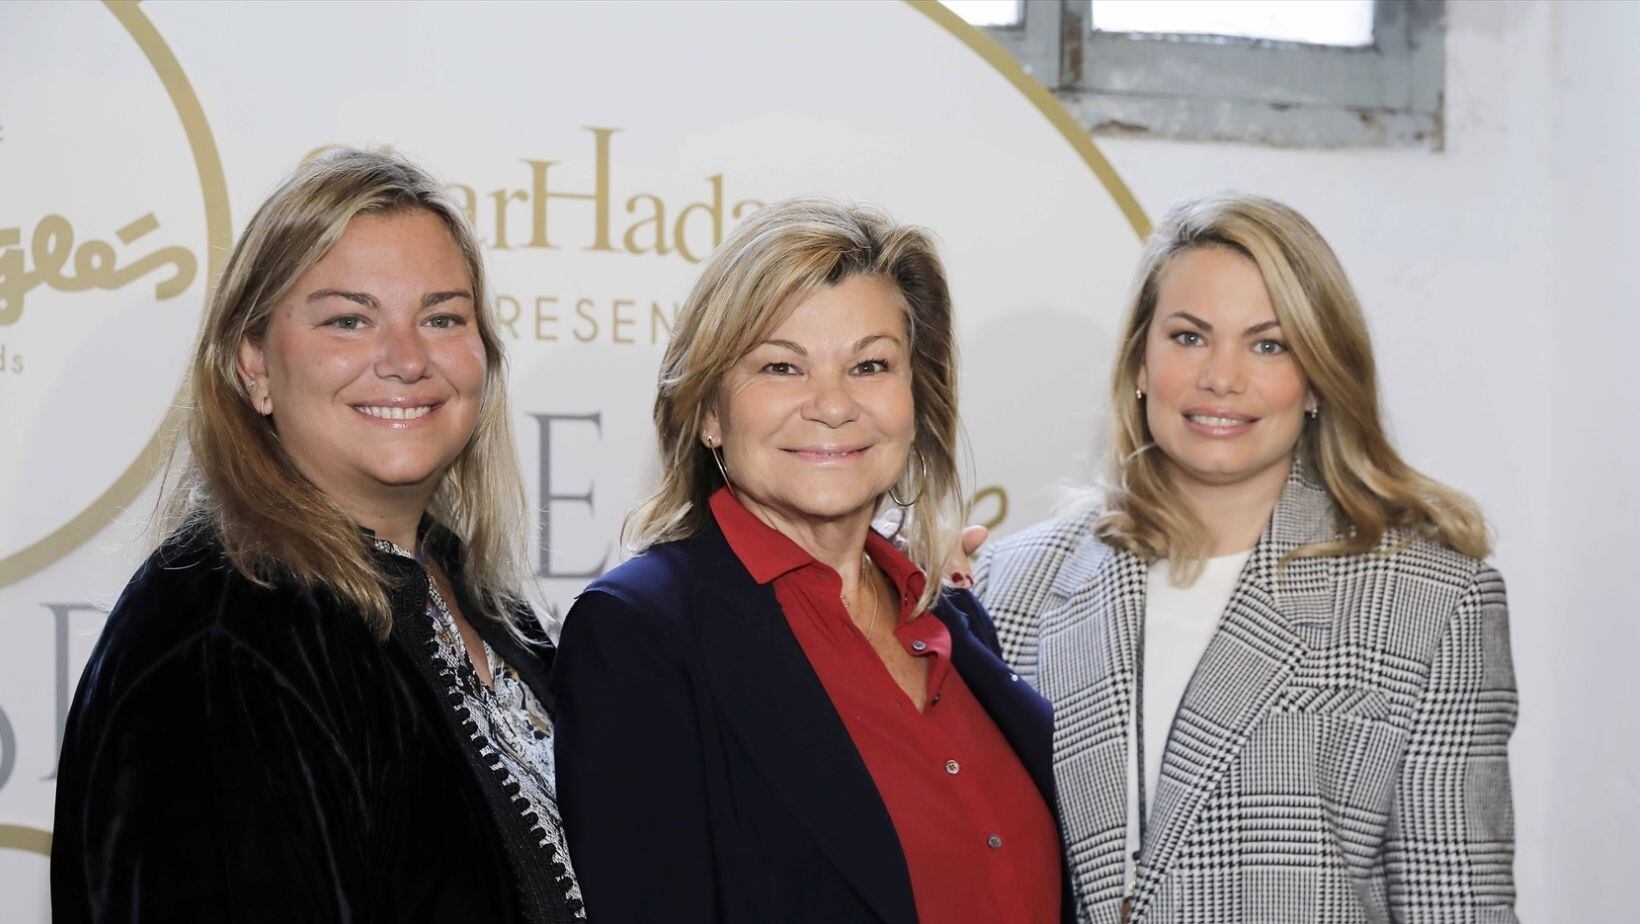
[974, 194, 1518, 923]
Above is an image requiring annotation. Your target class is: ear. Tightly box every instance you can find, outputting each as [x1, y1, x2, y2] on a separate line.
[1136, 362, 1149, 395]
[236, 337, 272, 416]
[700, 408, 723, 447]
[1304, 387, 1319, 415]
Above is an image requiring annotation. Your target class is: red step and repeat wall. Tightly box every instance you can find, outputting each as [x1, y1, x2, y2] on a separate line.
[0, 1, 1144, 914]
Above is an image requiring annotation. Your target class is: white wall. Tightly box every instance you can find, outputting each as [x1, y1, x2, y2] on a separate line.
[1093, 1, 1635, 918]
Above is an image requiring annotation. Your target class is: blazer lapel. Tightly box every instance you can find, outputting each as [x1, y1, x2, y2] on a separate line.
[1036, 538, 1146, 921]
[687, 524, 918, 924]
[1129, 467, 1339, 921]
[937, 594, 1056, 804]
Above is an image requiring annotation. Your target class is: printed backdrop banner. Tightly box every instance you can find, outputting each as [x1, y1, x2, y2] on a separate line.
[0, 0, 1144, 914]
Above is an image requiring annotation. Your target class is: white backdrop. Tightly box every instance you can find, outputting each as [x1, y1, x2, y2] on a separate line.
[0, 2, 1145, 916]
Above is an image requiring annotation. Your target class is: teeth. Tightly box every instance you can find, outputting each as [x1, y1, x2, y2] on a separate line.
[1189, 415, 1247, 427]
[356, 405, 433, 420]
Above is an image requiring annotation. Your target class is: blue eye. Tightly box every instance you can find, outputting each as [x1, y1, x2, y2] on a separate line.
[326, 315, 366, 331]
[427, 314, 465, 329]
[1171, 330, 1204, 347]
[1254, 339, 1288, 356]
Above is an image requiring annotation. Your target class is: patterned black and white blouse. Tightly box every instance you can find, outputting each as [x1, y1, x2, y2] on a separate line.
[378, 539, 585, 917]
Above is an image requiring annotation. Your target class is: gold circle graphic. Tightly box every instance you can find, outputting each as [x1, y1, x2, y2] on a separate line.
[907, 0, 1151, 239]
[0, 823, 51, 857]
[0, 1, 232, 588]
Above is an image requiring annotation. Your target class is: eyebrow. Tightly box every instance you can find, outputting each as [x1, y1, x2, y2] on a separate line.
[754, 333, 903, 355]
[1163, 311, 1282, 336]
[306, 289, 473, 309]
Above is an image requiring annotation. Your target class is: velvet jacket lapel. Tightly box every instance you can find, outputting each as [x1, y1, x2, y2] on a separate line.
[685, 520, 919, 924]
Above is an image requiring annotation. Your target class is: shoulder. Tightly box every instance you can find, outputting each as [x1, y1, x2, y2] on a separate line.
[81, 527, 377, 721]
[1344, 526, 1493, 599]
[579, 538, 701, 620]
[986, 507, 1106, 566]
[978, 507, 1112, 604]
[1320, 527, 1504, 661]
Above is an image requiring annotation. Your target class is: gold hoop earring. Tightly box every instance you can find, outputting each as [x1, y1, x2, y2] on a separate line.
[887, 448, 929, 508]
[703, 433, 734, 494]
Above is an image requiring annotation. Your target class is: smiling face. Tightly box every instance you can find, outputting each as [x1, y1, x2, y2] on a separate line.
[704, 273, 916, 536]
[1139, 245, 1315, 497]
[237, 207, 486, 514]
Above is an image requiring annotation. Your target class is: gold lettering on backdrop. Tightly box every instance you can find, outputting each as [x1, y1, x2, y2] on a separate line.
[0, 213, 197, 326]
[623, 193, 670, 256]
[523, 126, 619, 253]
[489, 187, 530, 250]
[535, 296, 560, 342]
[492, 294, 682, 346]
[426, 127, 763, 261]
[972, 485, 1010, 532]
[495, 295, 522, 338]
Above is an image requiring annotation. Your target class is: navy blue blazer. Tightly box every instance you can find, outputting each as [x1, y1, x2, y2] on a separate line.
[550, 519, 1071, 923]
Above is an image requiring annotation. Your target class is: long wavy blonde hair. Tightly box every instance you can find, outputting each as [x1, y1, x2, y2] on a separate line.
[626, 198, 964, 614]
[163, 148, 529, 636]
[1096, 192, 1490, 579]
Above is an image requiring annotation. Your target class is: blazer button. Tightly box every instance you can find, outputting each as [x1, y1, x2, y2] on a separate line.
[1009, 673, 1019, 682]
[987, 835, 1003, 849]
[911, 640, 928, 652]
[945, 759, 960, 775]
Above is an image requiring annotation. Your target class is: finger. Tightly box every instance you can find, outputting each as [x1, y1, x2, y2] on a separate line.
[960, 525, 988, 557]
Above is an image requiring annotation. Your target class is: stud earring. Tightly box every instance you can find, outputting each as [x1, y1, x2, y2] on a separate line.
[1307, 406, 1320, 420]
[1136, 388, 1145, 401]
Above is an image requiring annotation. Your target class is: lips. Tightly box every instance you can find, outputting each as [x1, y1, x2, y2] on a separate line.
[1181, 407, 1257, 438]
[351, 397, 443, 423]
[785, 445, 870, 462]
[355, 405, 435, 420]
[1186, 413, 1250, 427]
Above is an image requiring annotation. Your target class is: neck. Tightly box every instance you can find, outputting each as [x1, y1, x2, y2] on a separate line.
[1168, 458, 1291, 556]
[738, 495, 876, 593]
[332, 484, 437, 553]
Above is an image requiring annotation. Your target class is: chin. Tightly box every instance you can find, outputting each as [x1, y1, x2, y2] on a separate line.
[364, 457, 448, 489]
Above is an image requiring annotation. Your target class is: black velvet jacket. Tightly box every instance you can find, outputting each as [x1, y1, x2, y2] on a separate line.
[51, 525, 580, 923]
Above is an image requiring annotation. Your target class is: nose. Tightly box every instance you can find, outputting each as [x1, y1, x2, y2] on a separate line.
[802, 367, 861, 428]
[1197, 342, 1246, 396]
[375, 315, 431, 382]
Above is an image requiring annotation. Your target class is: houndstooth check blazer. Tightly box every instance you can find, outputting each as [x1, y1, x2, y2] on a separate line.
[974, 466, 1518, 923]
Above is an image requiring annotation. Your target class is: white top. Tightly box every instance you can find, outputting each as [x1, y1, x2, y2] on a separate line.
[1124, 548, 1253, 890]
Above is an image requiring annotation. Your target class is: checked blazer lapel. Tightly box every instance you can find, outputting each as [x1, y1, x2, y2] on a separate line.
[687, 523, 918, 924]
[1128, 467, 1339, 921]
[1036, 537, 1147, 923]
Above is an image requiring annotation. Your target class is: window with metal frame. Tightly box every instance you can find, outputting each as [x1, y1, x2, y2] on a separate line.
[942, 0, 1445, 149]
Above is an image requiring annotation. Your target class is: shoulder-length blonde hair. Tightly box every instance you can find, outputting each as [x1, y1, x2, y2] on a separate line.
[164, 148, 528, 636]
[1096, 192, 1489, 577]
[626, 197, 964, 614]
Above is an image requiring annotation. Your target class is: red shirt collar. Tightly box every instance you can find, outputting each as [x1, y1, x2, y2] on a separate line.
[708, 487, 928, 603]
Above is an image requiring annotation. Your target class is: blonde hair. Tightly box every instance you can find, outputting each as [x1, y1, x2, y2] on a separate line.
[164, 148, 529, 636]
[1096, 192, 1490, 579]
[626, 198, 964, 614]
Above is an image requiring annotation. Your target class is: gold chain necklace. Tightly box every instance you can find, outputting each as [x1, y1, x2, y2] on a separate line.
[840, 552, 883, 641]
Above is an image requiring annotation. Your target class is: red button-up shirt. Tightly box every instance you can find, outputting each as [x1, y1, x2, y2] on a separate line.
[710, 488, 1061, 924]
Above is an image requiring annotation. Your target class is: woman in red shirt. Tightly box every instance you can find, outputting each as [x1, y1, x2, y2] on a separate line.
[551, 198, 1069, 923]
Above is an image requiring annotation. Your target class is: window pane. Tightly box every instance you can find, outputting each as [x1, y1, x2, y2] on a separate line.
[940, 1, 1024, 28]
[1092, 0, 1375, 47]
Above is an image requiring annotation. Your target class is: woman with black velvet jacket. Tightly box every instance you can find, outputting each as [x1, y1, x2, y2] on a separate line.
[51, 149, 582, 923]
